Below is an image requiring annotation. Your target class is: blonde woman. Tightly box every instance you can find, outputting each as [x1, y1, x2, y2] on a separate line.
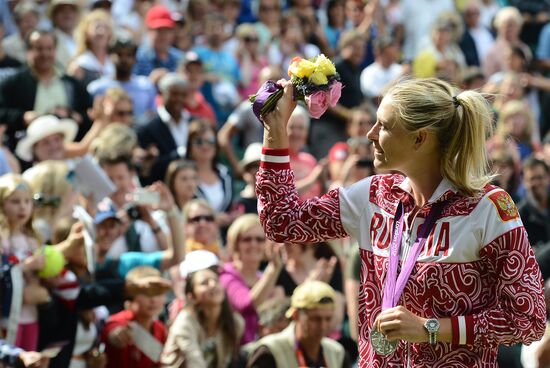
[23, 161, 79, 242]
[67, 9, 114, 86]
[256, 77, 545, 365]
[494, 100, 540, 160]
[219, 214, 283, 344]
[483, 6, 532, 77]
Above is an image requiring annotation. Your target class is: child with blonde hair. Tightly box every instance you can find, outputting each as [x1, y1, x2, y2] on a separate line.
[0, 174, 49, 351]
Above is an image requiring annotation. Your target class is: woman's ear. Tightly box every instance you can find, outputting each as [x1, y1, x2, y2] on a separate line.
[414, 130, 429, 150]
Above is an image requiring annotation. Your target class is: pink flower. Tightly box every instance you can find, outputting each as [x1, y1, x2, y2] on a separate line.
[306, 90, 329, 119]
[329, 81, 342, 107]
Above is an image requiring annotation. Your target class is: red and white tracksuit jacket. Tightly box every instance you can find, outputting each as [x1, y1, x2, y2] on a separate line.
[257, 148, 546, 367]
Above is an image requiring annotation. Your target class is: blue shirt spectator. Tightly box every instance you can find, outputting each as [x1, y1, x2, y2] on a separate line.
[134, 5, 185, 76]
[192, 45, 241, 85]
[134, 45, 184, 77]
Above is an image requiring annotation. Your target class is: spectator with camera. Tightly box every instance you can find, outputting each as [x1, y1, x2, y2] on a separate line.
[98, 154, 167, 257]
[92, 181, 183, 286]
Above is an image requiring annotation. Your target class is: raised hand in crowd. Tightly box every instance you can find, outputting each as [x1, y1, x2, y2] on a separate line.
[308, 256, 338, 284]
[18, 351, 49, 368]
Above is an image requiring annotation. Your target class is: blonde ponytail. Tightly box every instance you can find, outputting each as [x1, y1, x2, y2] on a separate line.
[386, 78, 495, 196]
[443, 90, 494, 196]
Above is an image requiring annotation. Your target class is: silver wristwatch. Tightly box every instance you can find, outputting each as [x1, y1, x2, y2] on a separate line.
[424, 318, 440, 345]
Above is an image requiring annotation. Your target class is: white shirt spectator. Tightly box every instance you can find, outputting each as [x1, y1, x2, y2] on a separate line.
[360, 62, 403, 99]
[157, 105, 191, 148]
[401, 0, 455, 60]
[469, 25, 495, 63]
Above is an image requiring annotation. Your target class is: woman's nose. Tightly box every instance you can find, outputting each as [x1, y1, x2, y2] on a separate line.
[367, 123, 379, 141]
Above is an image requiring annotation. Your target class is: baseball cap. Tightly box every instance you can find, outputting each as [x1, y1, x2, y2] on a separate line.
[183, 51, 202, 66]
[285, 280, 336, 318]
[146, 5, 175, 29]
[94, 202, 120, 225]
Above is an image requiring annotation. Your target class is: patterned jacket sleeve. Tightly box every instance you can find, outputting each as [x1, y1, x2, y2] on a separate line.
[450, 189, 546, 347]
[256, 148, 348, 243]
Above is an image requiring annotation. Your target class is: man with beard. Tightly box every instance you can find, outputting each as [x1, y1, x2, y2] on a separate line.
[88, 37, 157, 124]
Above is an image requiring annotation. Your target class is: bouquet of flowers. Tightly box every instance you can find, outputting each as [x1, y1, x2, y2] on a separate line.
[249, 54, 343, 123]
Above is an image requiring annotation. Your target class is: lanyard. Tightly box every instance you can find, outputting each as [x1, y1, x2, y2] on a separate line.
[382, 200, 446, 310]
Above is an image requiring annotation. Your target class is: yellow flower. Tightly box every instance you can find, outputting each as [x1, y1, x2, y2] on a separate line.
[315, 54, 336, 76]
[309, 70, 328, 85]
[288, 57, 316, 78]
[297, 59, 316, 78]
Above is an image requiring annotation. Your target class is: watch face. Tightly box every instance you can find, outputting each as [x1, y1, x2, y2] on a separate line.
[426, 319, 440, 332]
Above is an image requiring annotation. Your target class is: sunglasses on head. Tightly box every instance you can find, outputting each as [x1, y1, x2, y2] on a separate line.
[188, 214, 215, 223]
[33, 193, 61, 208]
[192, 137, 216, 146]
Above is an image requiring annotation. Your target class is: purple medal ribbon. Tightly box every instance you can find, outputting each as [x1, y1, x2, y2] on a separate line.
[381, 200, 446, 310]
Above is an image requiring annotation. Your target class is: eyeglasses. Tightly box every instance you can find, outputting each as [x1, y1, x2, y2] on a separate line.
[33, 193, 61, 208]
[243, 36, 259, 43]
[240, 235, 266, 243]
[114, 109, 133, 117]
[188, 215, 215, 223]
[192, 137, 216, 146]
[259, 5, 278, 12]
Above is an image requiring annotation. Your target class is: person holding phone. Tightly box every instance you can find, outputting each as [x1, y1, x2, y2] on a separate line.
[255, 77, 546, 366]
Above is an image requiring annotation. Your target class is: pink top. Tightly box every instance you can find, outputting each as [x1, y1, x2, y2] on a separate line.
[219, 262, 261, 344]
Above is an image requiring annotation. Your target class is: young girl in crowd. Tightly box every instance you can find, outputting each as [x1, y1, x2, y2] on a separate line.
[164, 159, 199, 211]
[162, 266, 244, 368]
[0, 174, 47, 351]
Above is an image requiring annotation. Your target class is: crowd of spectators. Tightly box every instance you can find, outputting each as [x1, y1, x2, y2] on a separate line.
[0, 0, 550, 367]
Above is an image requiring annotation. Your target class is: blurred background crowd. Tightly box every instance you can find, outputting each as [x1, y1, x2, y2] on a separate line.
[0, 0, 550, 367]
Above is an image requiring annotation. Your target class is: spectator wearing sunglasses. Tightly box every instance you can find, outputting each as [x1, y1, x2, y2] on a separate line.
[234, 24, 268, 101]
[220, 214, 284, 344]
[184, 120, 234, 218]
[182, 199, 221, 257]
[87, 37, 157, 125]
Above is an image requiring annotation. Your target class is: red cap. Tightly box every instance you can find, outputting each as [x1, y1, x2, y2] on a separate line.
[329, 142, 349, 162]
[146, 5, 175, 29]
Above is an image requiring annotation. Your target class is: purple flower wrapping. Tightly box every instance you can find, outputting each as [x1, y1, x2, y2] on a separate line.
[251, 80, 284, 122]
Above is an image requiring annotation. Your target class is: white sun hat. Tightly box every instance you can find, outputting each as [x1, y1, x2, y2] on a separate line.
[179, 250, 220, 278]
[240, 142, 263, 169]
[16, 115, 78, 162]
